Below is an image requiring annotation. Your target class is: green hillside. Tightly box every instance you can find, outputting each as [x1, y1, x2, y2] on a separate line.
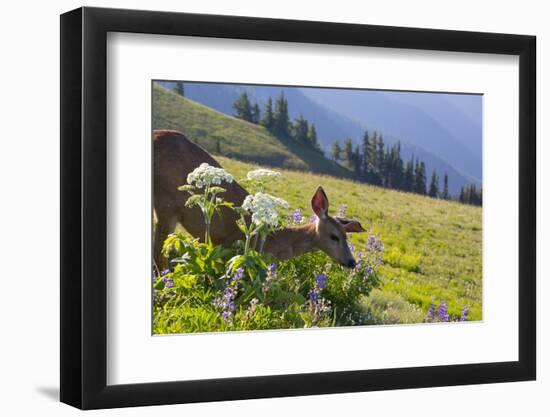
[216, 156, 483, 322]
[152, 83, 353, 178]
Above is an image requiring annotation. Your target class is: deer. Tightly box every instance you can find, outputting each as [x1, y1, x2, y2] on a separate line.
[153, 129, 366, 271]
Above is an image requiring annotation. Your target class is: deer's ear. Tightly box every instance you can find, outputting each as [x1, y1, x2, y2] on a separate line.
[335, 217, 366, 233]
[311, 186, 329, 219]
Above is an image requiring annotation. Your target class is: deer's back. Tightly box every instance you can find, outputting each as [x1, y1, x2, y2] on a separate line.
[153, 129, 248, 245]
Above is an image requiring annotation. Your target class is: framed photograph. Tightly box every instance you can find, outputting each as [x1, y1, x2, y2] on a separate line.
[60, 6, 536, 409]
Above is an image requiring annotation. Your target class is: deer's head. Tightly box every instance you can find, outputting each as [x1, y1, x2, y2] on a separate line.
[311, 186, 366, 268]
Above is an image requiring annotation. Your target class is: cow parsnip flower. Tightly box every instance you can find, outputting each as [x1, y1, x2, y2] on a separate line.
[246, 168, 281, 181]
[242, 192, 289, 227]
[187, 163, 234, 189]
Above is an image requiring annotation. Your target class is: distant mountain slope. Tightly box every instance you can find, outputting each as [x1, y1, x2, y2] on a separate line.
[158, 81, 364, 148]
[300, 88, 482, 183]
[152, 84, 353, 179]
[157, 81, 481, 194]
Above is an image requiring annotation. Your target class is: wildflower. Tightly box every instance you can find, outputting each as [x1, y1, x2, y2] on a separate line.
[241, 192, 289, 227]
[307, 275, 331, 326]
[348, 242, 355, 252]
[367, 234, 377, 250]
[459, 305, 470, 322]
[246, 168, 281, 181]
[215, 286, 237, 323]
[427, 303, 435, 322]
[263, 263, 277, 294]
[338, 204, 347, 216]
[309, 214, 318, 223]
[246, 298, 259, 318]
[231, 267, 245, 284]
[215, 268, 245, 323]
[309, 289, 320, 302]
[187, 163, 234, 189]
[315, 273, 327, 290]
[162, 276, 175, 289]
[437, 302, 449, 322]
[292, 208, 303, 224]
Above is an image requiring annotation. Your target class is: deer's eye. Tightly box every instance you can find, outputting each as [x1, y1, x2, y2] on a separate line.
[330, 234, 340, 243]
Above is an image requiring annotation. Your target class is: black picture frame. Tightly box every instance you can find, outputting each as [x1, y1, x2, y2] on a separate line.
[60, 6, 536, 410]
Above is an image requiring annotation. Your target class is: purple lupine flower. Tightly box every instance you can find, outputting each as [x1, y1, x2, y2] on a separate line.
[338, 204, 347, 216]
[427, 303, 435, 322]
[315, 273, 327, 290]
[459, 305, 470, 322]
[309, 288, 320, 302]
[367, 234, 376, 249]
[364, 265, 373, 277]
[437, 302, 449, 322]
[215, 268, 245, 323]
[161, 268, 170, 276]
[348, 242, 355, 252]
[309, 214, 318, 223]
[231, 267, 245, 284]
[162, 276, 175, 288]
[216, 286, 237, 323]
[292, 208, 303, 224]
[263, 263, 277, 294]
[267, 262, 277, 276]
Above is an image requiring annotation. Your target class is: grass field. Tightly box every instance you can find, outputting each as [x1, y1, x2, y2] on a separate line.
[215, 156, 482, 322]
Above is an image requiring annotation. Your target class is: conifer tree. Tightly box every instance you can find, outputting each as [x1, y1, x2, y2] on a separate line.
[232, 92, 252, 122]
[261, 97, 274, 129]
[377, 135, 386, 183]
[353, 145, 362, 173]
[415, 161, 427, 195]
[395, 143, 404, 190]
[251, 103, 260, 124]
[273, 92, 290, 136]
[175, 82, 185, 97]
[429, 170, 439, 198]
[368, 132, 380, 185]
[331, 140, 342, 162]
[308, 124, 319, 149]
[292, 115, 309, 143]
[343, 138, 354, 169]
[361, 130, 371, 179]
[404, 157, 415, 192]
[442, 172, 449, 199]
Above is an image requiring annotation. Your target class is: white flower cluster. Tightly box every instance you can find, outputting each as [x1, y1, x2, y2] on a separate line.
[187, 163, 234, 188]
[242, 192, 289, 227]
[246, 168, 281, 181]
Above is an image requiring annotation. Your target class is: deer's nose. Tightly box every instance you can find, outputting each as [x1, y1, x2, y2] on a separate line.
[347, 259, 356, 269]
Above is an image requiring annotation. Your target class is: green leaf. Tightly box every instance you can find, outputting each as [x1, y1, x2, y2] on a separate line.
[170, 252, 191, 264]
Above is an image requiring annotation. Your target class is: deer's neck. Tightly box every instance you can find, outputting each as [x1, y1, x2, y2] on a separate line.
[263, 223, 318, 260]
